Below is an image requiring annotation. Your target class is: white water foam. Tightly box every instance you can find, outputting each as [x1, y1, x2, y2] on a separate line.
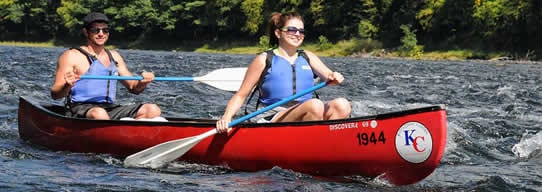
[512, 131, 542, 158]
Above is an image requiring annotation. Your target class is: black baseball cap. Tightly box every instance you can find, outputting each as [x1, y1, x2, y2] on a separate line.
[83, 12, 109, 28]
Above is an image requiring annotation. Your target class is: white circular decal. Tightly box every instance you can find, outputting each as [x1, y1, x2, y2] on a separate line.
[370, 120, 377, 128]
[395, 122, 433, 163]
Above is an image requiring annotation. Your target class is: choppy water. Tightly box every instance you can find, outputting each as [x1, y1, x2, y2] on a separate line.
[1, 46, 541, 191]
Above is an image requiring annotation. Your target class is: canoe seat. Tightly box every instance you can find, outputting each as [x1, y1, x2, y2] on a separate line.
[120, 117, 168, 122]
[43, 104, 67, 116]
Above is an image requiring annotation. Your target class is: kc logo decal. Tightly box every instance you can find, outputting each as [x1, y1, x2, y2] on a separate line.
[395, 122, 433, 163]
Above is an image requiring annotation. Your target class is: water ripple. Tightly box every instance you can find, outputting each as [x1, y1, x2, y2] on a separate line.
[1, 46, 541, 191]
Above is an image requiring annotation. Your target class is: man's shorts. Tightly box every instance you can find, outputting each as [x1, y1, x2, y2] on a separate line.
[66, 102, 143, 120]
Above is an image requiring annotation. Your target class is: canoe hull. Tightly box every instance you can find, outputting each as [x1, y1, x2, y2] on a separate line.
[18, 97, 447, 185]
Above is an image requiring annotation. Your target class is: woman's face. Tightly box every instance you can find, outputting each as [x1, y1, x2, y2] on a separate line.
[276, 18, 305, 48]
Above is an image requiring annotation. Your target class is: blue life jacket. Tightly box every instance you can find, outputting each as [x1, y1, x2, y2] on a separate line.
[259, 49, 315, 105]
[69, 47, 118, 104]
[244, 49, 322, 115]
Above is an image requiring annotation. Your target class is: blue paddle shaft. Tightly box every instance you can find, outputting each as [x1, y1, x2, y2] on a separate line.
[228, 81, 328, 126]
[122, 81, 328, 168]
[80, 76, 194, 81]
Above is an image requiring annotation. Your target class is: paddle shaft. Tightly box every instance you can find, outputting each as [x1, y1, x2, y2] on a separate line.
[81, 76, 196, 81]
[80, 67, 247, 82]
[162, 81, 327, 136]
[123, 81, 328, 168]
[79, 67, 247, 92]
[229, 81, 328, 126]
[196, 81, 327, 135]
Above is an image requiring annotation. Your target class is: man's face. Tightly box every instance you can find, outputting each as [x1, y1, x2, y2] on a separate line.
[84, 22, 109, 46]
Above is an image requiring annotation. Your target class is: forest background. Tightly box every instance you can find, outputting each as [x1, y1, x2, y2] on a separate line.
[1, 0, 541, 61]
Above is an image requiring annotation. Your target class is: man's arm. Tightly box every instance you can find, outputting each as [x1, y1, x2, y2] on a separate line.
[51, 50, 79, 100]
[112, 50, 154, 94]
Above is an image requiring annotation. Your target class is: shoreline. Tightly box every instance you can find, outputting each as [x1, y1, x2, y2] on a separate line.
[1, 41, 539, 64]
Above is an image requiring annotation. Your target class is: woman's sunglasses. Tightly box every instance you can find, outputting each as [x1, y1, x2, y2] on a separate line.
[280, 26, 305, 36]
[88, 27, 110, 34]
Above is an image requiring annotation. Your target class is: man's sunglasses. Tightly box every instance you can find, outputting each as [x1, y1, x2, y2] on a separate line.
[88, 27, 110, 34]
[280, 26, 305, 36]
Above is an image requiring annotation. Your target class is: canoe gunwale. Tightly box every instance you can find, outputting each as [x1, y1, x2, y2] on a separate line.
[20, 96, 446, 128]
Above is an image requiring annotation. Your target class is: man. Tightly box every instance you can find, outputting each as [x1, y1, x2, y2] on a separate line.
[51, 12, 161, 120]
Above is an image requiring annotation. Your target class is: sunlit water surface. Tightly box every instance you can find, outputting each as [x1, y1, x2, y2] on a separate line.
[1, 46, 540, 191]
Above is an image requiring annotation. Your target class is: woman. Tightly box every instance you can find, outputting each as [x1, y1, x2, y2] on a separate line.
[216, 12, 351, 133]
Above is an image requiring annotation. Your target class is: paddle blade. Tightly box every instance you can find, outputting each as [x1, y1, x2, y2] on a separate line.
[194, 67, 247, 92]
[124, 129, 218, 168]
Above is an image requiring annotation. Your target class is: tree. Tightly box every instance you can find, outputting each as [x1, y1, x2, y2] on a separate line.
[240, 0, 263, 34]
[1, 0, 58, 40]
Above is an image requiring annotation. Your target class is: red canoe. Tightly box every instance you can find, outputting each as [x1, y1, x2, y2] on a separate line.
[17, 96, 447, 185]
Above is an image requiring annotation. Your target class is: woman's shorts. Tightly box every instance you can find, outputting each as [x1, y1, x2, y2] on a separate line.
[250, 106, 287, 123]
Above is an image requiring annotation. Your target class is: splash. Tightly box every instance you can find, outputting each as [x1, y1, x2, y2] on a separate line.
[511, 131, 542, 158]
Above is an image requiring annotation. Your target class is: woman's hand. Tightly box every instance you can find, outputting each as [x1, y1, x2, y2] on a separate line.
[326, 71, 344, 85]
[215, 117, 231, 134]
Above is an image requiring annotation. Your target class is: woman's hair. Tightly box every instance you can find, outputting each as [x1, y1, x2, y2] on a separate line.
[266, 12, 304, 47]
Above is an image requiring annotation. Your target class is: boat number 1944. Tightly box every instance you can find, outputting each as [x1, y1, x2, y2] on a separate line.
[357, 131, 386, 145]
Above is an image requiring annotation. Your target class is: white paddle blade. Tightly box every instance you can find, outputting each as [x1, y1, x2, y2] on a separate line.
[124, 129, 218, 168]
[123, 137, 194, 168]
[194, 67, 247, 92]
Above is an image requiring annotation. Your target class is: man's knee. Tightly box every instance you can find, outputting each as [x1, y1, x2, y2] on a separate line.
[87, 107, 110, 120]
[139, 103, 161, 118]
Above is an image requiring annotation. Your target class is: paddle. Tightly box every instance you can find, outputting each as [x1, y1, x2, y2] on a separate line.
[80, 67, 247, 92]
[123, 81, 329, 169]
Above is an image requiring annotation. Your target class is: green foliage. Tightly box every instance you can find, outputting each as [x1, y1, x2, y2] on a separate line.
[1, 0, 24, 23]
[310, 0, 326, 26]
[399, 25, 416, 51]
[313, 0, 369, 41]
[258, 35, 269, 49]
[57, 1, 89, 31]
[0, 0, 540, 60]
[215, 0, 242, 29]
[183, 1, 207, 25]
[361, 0, 377, 20]
[241, 0, 263, 34]
[0, 1, 47, 24]
[399, 24, 423, 58]
[107, 0, 190, 32]
[416, 0, 445, 30]
[0, 40, 54, 47]
[412, 45, 424, 60]
[472, 0, 506, 37]
[317, 35, 332, 51]
[341, 38, 383, 56]
[357, 20, 377, 40]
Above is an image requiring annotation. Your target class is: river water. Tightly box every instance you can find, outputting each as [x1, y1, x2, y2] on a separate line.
[1, 46, 540, 191]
